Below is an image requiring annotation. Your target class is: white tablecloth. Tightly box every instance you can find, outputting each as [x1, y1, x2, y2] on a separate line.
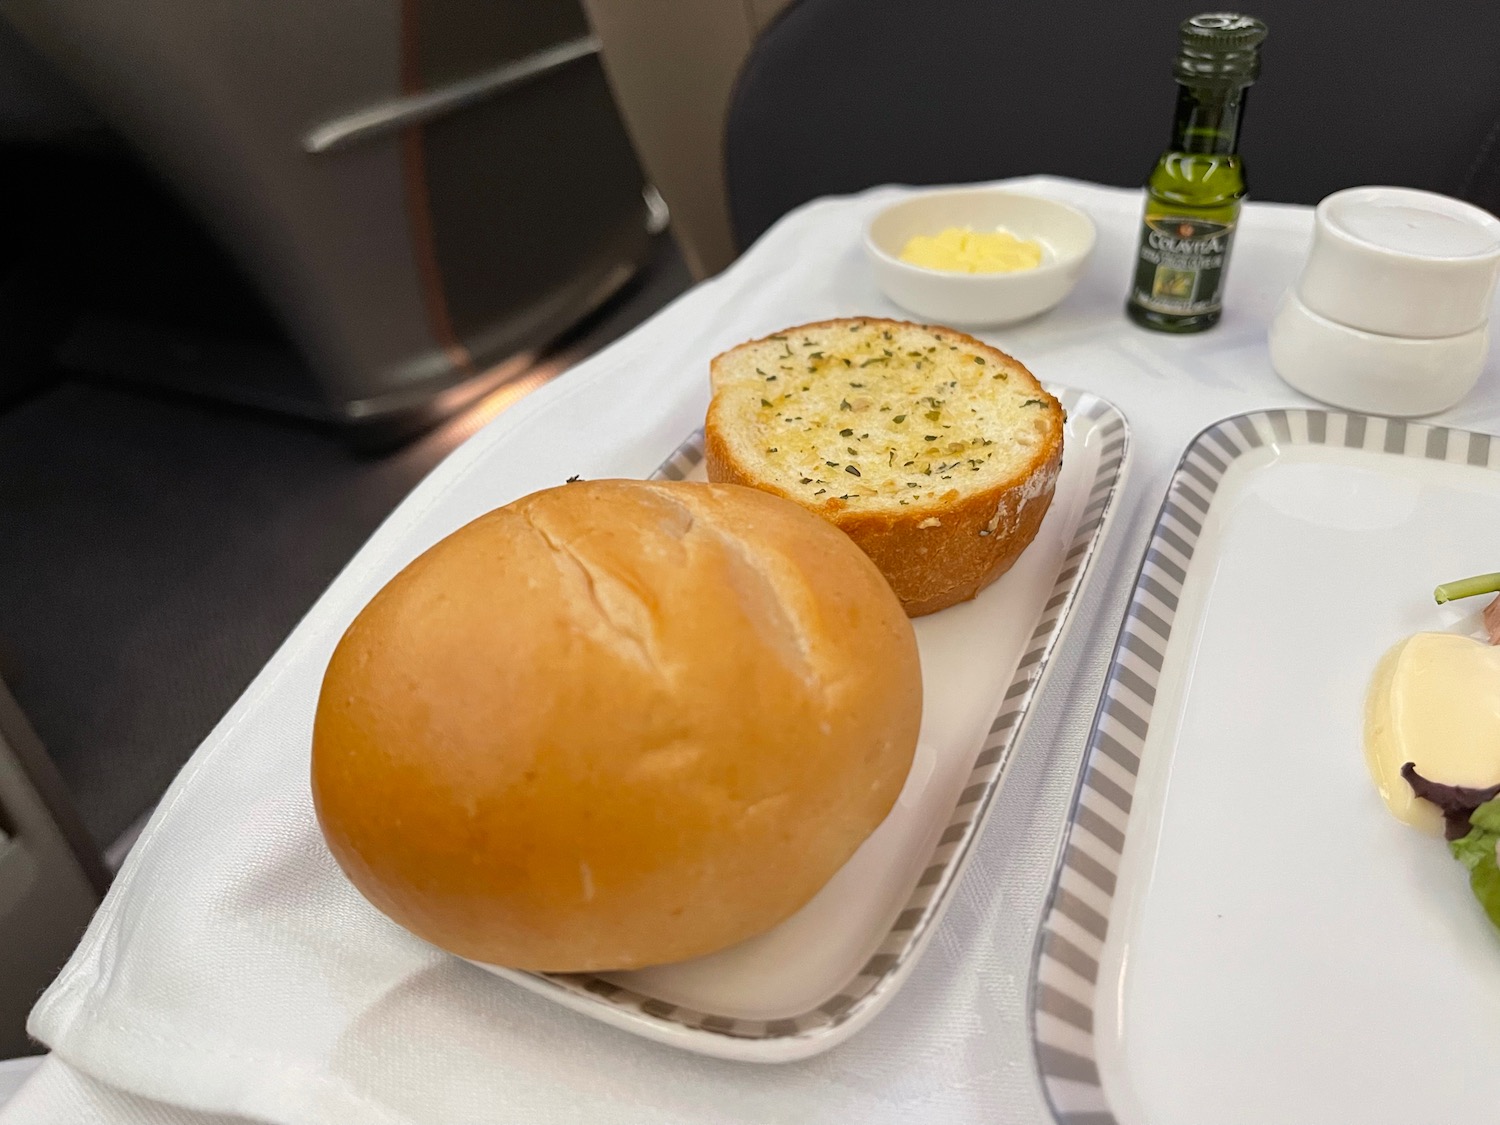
[6, 178, 1499, 1125]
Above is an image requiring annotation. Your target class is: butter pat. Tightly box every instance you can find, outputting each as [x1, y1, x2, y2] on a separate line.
[899, 227, 1044, 274]
[1364, 632, 1500, 834]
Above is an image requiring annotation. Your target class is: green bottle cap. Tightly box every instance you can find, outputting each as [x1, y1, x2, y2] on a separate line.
[1175, 12, 1268, 85]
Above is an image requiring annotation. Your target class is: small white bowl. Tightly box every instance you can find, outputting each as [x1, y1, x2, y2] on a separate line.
[864, 188, 1096, 327]
[1298, 186, 1500, 339]
[1269, 287, 1490, 417]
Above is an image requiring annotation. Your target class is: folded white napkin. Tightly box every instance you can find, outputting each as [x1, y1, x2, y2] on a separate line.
[0, 1059, 42, 1112]
[7, 181, 1375, 1125]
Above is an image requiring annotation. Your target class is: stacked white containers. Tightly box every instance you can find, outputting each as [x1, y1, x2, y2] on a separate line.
[1270, 186, 1500, 416]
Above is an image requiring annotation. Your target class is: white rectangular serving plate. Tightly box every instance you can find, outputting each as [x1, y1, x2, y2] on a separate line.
[469, 387, 1128, 1061]
[1032, 410, 1500, 1124]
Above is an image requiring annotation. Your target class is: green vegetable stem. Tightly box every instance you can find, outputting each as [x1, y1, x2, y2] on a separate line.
[1433, 572, 1500, 604]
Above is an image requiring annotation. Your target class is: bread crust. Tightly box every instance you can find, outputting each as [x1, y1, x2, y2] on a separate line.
[705, 318, 1063, 616]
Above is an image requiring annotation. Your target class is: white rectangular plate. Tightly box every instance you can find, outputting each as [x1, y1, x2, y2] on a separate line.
[1032, 410, 1500, 1124]
[470, 387, 1128, 1061]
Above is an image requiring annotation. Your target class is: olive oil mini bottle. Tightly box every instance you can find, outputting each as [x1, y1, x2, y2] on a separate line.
[1126, 13, 1268, 333]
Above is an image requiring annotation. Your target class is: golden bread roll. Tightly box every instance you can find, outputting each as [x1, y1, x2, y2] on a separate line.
[312, 479, 921, 971]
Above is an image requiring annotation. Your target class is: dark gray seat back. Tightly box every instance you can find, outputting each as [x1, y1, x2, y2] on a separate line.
[726, 0, 1500, 249]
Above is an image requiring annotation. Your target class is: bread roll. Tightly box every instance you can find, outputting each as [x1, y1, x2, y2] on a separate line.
[705, 319, 1064, 616]
[312, 479, 921, 972]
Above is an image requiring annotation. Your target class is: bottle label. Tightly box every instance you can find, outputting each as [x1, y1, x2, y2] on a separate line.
[1129, 215, 1236, 316]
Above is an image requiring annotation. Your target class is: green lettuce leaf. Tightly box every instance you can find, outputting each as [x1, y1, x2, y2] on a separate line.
[1468, 853, 1500, 932]
[1451, 827, 1498, 871]
[1450, 798, 1500, 933]
[1471, 796, 1500, 835]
